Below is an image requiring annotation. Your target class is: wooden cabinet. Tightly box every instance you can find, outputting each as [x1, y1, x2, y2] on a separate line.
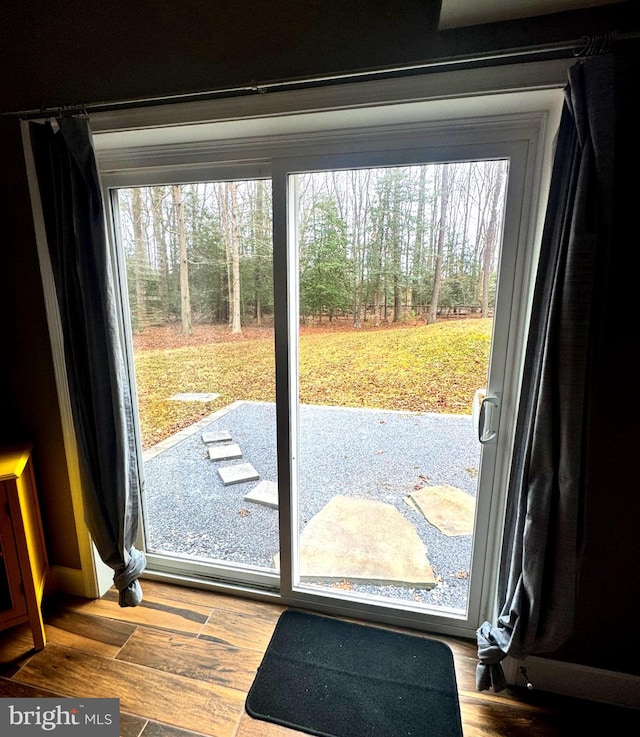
[0, 444, 48, 650]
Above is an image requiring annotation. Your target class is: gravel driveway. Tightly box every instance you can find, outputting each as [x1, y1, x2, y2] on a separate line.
[143, 400, 480, 612]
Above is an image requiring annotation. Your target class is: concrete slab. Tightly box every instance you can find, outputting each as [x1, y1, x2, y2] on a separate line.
[406, 484, 475, 536]
[202, 430, 233, 444]
[218, 463, 260, 486]
[244, 480, 278, 509]
[208, 443, 243, 461]
[170, 392, 220, 402]
[276, 495, 436, 588]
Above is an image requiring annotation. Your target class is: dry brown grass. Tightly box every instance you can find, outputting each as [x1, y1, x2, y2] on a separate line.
[132, 318, 491, 449]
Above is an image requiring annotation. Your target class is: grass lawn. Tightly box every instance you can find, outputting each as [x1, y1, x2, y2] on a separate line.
[132, 318, 492, 449]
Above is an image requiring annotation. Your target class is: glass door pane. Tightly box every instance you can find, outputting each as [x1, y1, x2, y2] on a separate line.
[113, 180, 279, 584]
[290, 161, 508, 615]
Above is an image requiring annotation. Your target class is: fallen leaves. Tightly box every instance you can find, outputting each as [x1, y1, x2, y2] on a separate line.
[331, 579, 353, 590]
[413, 474, 430, 491]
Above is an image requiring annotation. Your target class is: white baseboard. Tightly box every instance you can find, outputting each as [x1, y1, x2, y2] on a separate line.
[504, 654, 640, 709]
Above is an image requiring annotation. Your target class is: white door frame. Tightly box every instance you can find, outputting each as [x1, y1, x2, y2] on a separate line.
[268, 133, 542, 637]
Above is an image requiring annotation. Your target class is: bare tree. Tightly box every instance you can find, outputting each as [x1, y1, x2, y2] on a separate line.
[252, 179, 271, 326]
[220, 182, 242, 335]
[151, 186, 169, 319]
[428, 164, 451, 325]
[114, 160, 505, 336]
[172, 184, 192, 336]
[349, 170, 371, 328]
[480, 163, 505, 317]
[131, 187, 148, 332]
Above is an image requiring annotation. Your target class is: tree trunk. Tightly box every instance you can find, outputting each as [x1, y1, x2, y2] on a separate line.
[254, 179, 268, 327]
[229, 182, 242, 334]
[393, 272, 402, 322]
[413, 167, 427, 317]
[428, 165, 450, 325]
[151, 186, 169, 320]
[132, 187, 147, 332]
[350, 170, 370, 329]
[482, 164, 505, 318]
[172, 185, 192, 336]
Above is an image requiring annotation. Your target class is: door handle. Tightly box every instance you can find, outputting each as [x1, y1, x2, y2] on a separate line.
[478, 394, 500, 444]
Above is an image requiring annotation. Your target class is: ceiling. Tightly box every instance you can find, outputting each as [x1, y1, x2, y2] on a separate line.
[438, 0, 625, 29]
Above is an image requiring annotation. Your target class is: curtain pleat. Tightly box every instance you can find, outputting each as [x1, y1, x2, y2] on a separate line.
[29, 116, 146, 606]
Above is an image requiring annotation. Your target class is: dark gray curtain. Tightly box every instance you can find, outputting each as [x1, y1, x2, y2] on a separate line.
[475, 50, 626, 691]
[29, 116, 146, 607]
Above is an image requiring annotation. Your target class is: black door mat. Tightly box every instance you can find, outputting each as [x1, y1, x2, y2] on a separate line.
[245, 609, 463, 737]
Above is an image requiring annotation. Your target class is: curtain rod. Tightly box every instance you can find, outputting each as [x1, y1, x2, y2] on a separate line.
[3, 31, 637, 120]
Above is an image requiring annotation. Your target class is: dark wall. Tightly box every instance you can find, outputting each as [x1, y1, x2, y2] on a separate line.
[2, 1, 638, 114]
[1, 1, 639, 674]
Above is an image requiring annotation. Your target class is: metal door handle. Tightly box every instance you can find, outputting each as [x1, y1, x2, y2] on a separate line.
[478, 395, 500, 444]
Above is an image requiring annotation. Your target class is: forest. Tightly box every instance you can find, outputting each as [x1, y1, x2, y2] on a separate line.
[115, 159, 508, 334]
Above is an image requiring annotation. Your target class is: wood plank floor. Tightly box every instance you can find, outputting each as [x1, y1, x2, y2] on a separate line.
[0, 579, 638, 736]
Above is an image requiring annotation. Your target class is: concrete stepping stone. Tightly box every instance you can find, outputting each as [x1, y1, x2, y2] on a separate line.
[275, 495, 436, 588]
[244, 480, 278, 509]
[218, 463, 260, 486]
[406, 484, 476, 536]
[208, 443, 243, 461]
[202, 430, 233, 444]
[170, 392, 220, 402]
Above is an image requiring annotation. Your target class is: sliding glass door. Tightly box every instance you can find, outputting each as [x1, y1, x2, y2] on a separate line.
[110, 178, 280, 589]
[287, 160, 507, 617]
[101, 112, 550, 637]
[272, 141, 530, 633]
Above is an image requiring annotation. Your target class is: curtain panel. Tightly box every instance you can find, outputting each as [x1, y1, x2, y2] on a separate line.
[476, 49, 624, 691]
[29, 116, 146, 607]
